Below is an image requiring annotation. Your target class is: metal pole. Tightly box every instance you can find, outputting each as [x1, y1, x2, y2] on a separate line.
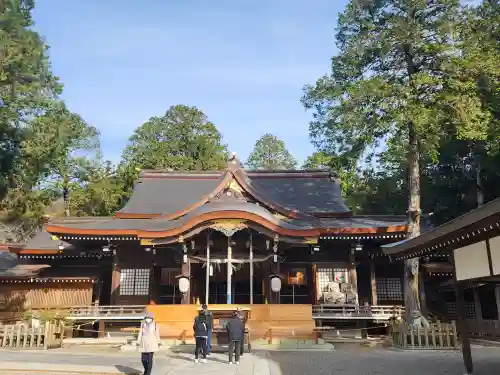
[206, 233, 210, 305]
[227, 236, 232, 304]
[249, 233, 253, 304]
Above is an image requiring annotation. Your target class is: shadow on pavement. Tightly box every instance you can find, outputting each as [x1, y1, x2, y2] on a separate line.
[167, 353, 194, 362]
[115, 365, 141, 374]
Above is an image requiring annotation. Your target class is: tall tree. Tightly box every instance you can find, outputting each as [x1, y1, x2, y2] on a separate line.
[303, 0, 491, 324]
[247, 133, 297, 170]
[0, 0, 61, 200]
[119, 105, 228, 191]
[1, 103, 100, 237]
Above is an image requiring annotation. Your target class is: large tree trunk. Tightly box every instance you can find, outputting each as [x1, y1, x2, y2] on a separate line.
[404, 124, 425, 326]
[476, 158, 484, 207]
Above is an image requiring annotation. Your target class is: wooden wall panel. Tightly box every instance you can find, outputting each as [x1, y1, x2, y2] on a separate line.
[0, 283, 93, 311]
[145, 304, 315, 340]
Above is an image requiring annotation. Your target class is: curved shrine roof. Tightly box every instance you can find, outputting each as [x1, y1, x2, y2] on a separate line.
[43, 156, 409, 239]
[115, 167, 350, 219]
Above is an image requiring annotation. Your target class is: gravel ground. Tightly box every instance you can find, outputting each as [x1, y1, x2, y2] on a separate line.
[265, 347, 500, 375]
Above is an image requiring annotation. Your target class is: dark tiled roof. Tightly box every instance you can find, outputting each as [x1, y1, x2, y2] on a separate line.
[118, 169, 349, 216]
[23, 230, 73, 251]
[42, 161, 408, 240]
[46, 203, 407, 233]
[0, 251, 49, 278]
[118, 172, 225, 215]
[248, 172, 349, 214]
[318, 215, 407, 229]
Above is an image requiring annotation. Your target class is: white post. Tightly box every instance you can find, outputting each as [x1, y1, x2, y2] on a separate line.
[227, 236, 232, 304]
[249, 232, 254, 304]
[205, 233, 210, 305]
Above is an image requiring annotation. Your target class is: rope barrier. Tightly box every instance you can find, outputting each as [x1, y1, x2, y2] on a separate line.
[314, 323, 390, 332]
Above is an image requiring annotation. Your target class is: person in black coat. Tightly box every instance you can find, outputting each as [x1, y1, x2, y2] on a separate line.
[193, 311, 208, 363]
[225, 310, 244, 364]
[201, 304, 213, 354]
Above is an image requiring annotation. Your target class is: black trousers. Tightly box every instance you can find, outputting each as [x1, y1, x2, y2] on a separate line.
[195, 337, 207, 359]
[141, 352, 154, 375]
[228, 340, 241, 363]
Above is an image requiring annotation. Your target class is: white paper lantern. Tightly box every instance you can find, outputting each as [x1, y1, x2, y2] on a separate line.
[270, 276, 281, 292]
[178, 277, 190, 293]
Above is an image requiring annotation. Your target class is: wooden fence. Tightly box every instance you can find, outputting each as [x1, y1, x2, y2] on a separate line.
[467, 319, 500, 340]
[392, 321, 459, 350]
[0, 320, 64, 349]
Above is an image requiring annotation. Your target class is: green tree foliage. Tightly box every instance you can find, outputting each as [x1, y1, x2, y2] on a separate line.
[247, 133, 297, 170]
[119, 104, 228, 192]
[303, 0, 494, 324]
[0, 0, 61, 200]
[302, 151, 332, 170]
[68, 160, 125, 217]
[1, 103, 101, 237]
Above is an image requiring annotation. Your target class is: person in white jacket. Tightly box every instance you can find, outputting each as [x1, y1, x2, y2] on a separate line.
[136, 312, 161, 375]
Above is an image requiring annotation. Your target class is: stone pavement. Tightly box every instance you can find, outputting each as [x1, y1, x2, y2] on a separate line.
[1, 346, 500, 375]
[0, 351, 272, 375]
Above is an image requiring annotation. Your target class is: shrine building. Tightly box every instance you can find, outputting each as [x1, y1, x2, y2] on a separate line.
[13, 154, 409, 310]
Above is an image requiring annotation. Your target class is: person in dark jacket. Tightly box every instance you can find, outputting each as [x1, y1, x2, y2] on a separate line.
[201, 304, 213, 354]
[236, 308, 246, 357]
[193, 311, 208, 363]
[225, 310, 244, 364]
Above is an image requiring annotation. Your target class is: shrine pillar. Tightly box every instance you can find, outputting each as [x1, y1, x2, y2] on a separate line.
[348, 248, 358, 304]
[369, 255, 377, 305]
[227, 235, 233, 304]
[110, 251, 120, 305]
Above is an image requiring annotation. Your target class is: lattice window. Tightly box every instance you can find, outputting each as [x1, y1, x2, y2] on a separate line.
[120, 268, 151, 296]
[376, 277, 403, 301]
[316, 267, 348, 297]
[445, 302, 476, 319]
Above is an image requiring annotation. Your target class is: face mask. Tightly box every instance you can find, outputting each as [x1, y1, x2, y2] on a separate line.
[145, 318, 153, 324]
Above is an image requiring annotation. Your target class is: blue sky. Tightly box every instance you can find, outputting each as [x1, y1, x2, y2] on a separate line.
[32, 0, 348, 166]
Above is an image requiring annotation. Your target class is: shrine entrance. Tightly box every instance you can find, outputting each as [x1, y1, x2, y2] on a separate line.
[194, 263, 265, 304]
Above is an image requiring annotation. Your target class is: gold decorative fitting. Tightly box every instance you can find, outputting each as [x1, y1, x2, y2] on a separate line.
[210, 219, 247, 237]
[228, 179, 244, 193]
[140, 239, 153, 246]
[303, 237, 318, 245]
[273, 212, 288, 220]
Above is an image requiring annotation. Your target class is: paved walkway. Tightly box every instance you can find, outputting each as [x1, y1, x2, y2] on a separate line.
[0, 351, 271, 375]
[1, 346, 500, 374]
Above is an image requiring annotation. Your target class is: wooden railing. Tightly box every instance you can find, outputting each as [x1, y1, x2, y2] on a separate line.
[391, 321, 459, 350]
[0, 321, 64, 349]
[312, 304, 404, 320]
[37, 305, 147, 320]
[37, 304, 404, 321]
[467, 319, 500, 340]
